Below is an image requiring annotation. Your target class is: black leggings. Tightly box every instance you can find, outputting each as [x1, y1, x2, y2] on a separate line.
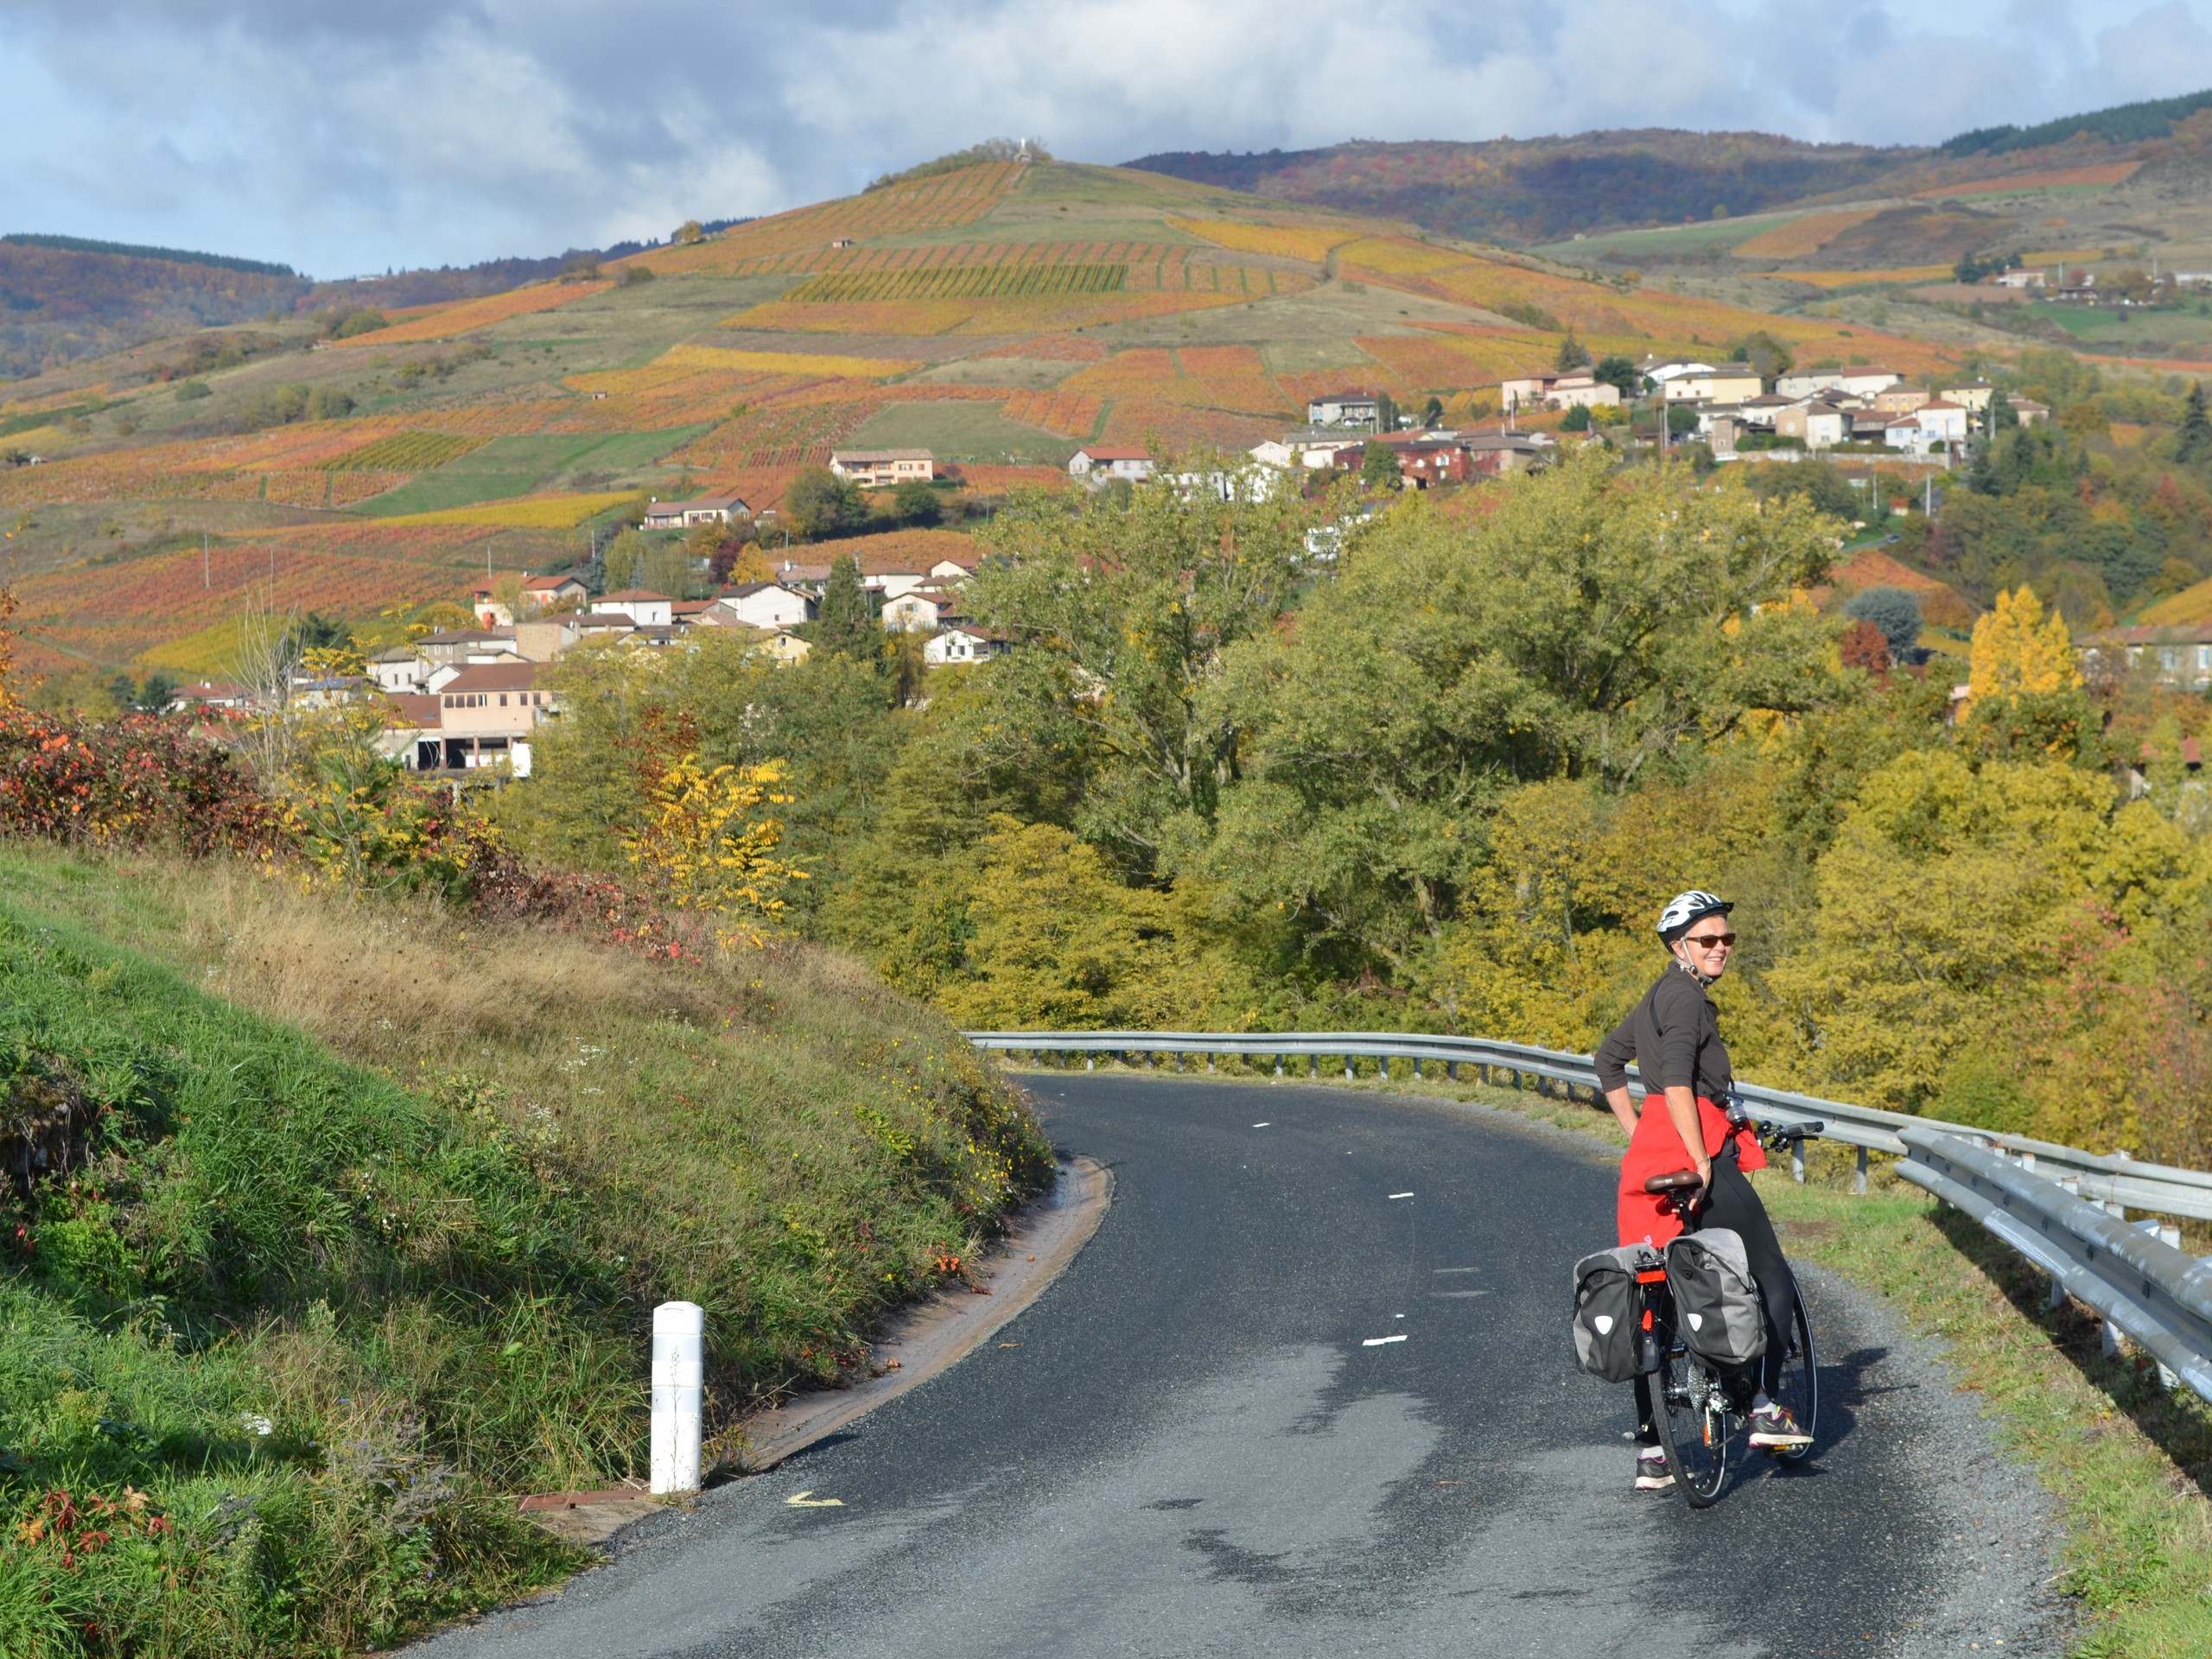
[1632, 1151, 1799, 1433]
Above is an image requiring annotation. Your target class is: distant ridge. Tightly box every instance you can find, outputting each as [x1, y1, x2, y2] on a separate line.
[1941, 86, 2212, 157]
[2, 232, 296, 279]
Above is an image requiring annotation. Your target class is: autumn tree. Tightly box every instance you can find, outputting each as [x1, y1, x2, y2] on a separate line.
[1967, 585, 2081, 704]
[784, 465, 868, 540]
[814, 554, 880, 662]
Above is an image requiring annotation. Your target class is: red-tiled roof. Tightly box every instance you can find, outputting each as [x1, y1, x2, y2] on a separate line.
[441, 663, 541, 694]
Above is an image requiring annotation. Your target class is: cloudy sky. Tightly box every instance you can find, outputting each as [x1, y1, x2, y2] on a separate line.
[4, 0, 2212, 277]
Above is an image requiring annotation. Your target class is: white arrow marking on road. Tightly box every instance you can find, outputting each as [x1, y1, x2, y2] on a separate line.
[786, 1491, 845, 1508]
[1363, 1334, 1408, 1346]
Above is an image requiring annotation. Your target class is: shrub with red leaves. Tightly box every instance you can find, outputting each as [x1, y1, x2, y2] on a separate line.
[0, 708, 280, 854]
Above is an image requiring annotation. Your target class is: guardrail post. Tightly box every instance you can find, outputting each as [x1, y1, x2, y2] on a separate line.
[1446, 1060, 1458, 1082]
[1413, 1056, 1422, 1080]
[1792, 1140, 1807, 1184]
[1206, 1052, 1216, 1074]
[1308, 1053, 1319, 1078]
[1344, 1053, 1354, 1081]
[1854, 1146, 1868, 1195]
[1274, 1055, 1284, 1077]
[2101, 1319, 2124, 1359]
[2046, 1274, 2066, 1313]
[1086, 1055, 1095, 1071]
[651, 1300, 704, 1496]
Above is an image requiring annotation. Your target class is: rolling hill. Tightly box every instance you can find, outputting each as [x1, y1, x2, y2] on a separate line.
[0, 150, 2044, 687]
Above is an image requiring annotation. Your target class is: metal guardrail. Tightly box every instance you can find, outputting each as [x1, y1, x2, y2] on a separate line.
[963, 1029, 2212, 1222]
[967, 1027, 2212, 1403]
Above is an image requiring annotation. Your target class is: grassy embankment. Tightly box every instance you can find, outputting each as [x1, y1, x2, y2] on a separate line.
[1016, 1053, 2212, 1656]
[0, 843, 1050, 1655]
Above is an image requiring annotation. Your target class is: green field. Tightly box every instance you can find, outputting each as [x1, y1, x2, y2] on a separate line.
[353, 426, 712, 516]
[1529, 210, 1813, 261]
[844, 399, 1078, 463]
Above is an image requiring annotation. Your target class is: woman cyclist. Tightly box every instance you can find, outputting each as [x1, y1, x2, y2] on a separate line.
[1595, 890, 1811, 1491]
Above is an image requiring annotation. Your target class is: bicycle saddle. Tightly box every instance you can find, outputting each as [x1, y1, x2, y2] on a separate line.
[1643, 1169, 1705, 1194]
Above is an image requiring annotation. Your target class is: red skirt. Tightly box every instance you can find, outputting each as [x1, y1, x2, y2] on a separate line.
[1617, 1094, 1768, 1249]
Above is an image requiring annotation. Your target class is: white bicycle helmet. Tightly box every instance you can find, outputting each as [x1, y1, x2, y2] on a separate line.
[1656, 890, 1732, 939]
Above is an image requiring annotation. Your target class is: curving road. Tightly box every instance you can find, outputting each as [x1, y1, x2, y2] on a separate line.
[413, 1075, 2069, 1658]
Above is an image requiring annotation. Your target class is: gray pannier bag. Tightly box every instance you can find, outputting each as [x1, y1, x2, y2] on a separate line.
[1665, 1228, 1768, 1368]
[1570, 1243, 1664, 1382]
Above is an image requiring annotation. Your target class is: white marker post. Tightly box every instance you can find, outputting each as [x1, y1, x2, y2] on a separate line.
[652, 1300, 704, 1495]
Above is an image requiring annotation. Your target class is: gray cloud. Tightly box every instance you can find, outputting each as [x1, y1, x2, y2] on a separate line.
[0, 0, 2207, 275]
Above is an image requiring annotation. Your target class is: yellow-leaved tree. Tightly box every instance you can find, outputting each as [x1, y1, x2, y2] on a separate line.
[620, 710, 804, 943]
[1966, 585, 2081, 706]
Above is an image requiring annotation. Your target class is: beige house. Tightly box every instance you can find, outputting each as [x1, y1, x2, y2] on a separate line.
[1068, 446, 1155, 480]
[1939, 381, 1995, 412]
[882, 586, 965, 632]
[428, 663, 557, 775]
[715, 582, 815, 630]
[521, 572, 589, 611]
[1872, 385, 1930, 415]
[1663, 370, 1763, 404]
[1775, 402, 1847, 449]
[1502, 370, 1620, 411]
[830, 448, 936, 488]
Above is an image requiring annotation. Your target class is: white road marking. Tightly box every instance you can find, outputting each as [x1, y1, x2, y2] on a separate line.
[1389, 1192, 1414, 1199]
[1362, 1334, 1408, 1347]
[1433, 1267, 1478, 1274]
[1252, 1122, 1270, 1128]
[786, 1491, 845, 1508]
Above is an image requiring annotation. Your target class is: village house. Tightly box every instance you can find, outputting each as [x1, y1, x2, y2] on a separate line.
[416, 628, 521, 674]
[165, 680, 256, 715]
[1640, 359, 1717, 389]
[1664, 368, 1764, 405]
[1871, 384, 1931, 416]
[1836, 366, 1904, 398]
[593, 589, 674, 628]
[1067, 446, 1155, 481]
[829, 448, 936, 488]
[2012, 397, 2052, 427]
[1395, 441, 1471, 488]
[1847, 408, 1894, 443]
[366, 647, 422, 694]
[1994, 269, 2047, 289]
[1462, 433, 1552, 475]
[1775, 369, 1847, 400]
[512, 616, 582, 662]
[1940, 381, 1996, 412]
[1735, 392, 1796, 429]
[1306, 391, 1382, 429]
[642, 493, 752, 531]
[1501, 370, 1620, 411]
[1775, 402, 1847, 449]
[521, 572, 589, 612]
[715, 582, 815, 630]
[423, 662, 557, 775]
[881, 586, 965, 632]
[924, 626, 1007, 665]
[2080, 626, 2212, 692]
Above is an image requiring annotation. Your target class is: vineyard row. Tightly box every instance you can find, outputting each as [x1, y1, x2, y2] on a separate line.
[785, 264, 1128, 303]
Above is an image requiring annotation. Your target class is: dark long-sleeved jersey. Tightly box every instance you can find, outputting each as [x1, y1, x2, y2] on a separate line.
[1594, 965, 1732, 1102]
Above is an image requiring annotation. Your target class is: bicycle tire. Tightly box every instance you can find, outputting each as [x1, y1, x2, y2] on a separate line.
[1653, 1346, 1729, 1507]
[1767, 1287, 1818, 1467]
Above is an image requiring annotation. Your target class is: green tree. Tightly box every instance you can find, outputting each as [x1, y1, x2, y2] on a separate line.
[1180, 452, 1840, 969]
[1421, 396, 1445, 429]
[2177, 382, 2212, 464]
[1375, 391, 1400, 433]
[1592, 355, 1639, 398]
[783, 465, 868, 539]
[1842, 587, 1922, 660]
[963, 455, 1332, 868]
[1555, 331, 1592, 372]
[815, 554, 880, 662]
[1360, 442, 1402, 490]
[1560, 404, 1592, 432]
[892, 478, 942, 524]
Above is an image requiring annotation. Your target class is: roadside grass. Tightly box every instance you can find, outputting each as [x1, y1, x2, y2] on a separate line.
[1016, 1053, 2212, 1655]
[0, 843, 1052, 1653]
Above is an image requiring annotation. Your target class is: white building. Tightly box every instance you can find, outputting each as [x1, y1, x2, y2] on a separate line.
[593, 589, 674, 628]
[924, 627, 1007, 665]
[1069, 446, 1155, 481]
[715, 582, 815, 630]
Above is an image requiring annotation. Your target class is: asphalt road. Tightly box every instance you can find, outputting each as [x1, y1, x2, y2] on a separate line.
[412, 1075, 2068, 1658]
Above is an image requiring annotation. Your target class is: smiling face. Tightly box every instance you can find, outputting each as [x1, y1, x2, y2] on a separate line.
[1671, 918, 1736, 979]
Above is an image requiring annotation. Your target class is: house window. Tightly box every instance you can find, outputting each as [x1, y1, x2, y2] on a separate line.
[499, 693, 508, 706]
[2163, 649, 2181, 672]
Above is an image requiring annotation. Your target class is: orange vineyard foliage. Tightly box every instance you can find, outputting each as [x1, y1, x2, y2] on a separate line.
[1732, 211, 1885, 258]
[334, 282, 614, 346]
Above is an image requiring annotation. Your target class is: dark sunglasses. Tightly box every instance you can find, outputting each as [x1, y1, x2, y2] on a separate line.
[1681, 932, 1736, 950]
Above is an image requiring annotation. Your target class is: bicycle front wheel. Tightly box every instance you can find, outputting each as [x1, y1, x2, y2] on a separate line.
[1653, 1347, 1729, 1507]
[1767, 1286, 1818, 1467]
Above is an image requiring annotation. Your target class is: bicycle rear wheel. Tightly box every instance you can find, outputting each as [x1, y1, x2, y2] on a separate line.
[1766, 1287, 1818, 1467]
[1653, 1347, 1729, 1507]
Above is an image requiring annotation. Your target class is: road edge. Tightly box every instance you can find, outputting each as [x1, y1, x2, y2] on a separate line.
[732, 1154, 1114, 1472]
